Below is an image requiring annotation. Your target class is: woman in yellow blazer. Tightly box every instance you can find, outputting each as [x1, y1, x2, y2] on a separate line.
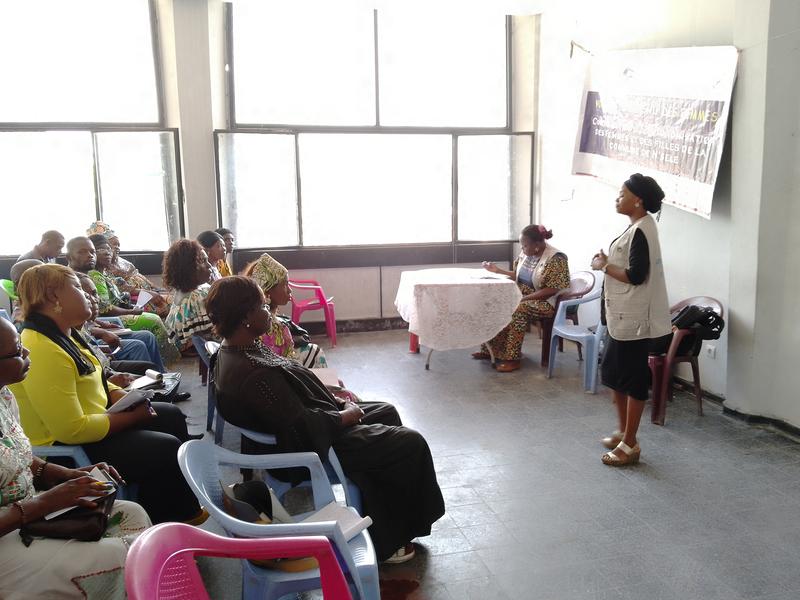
[9, 264, 203, 524]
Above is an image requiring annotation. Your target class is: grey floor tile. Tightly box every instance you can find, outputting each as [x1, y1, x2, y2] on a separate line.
[174, 330, 800, 599]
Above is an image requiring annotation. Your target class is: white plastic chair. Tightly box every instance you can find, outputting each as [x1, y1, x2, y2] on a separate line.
[177, 440, 379, 600]
[546, 288, 604, 393]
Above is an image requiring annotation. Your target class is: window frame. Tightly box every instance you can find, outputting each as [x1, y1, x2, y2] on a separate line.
[0, 126, 186, 258]
[220, 8, 534, 254]
[0, 0, 165, 129]
[0, 0, 184, 260]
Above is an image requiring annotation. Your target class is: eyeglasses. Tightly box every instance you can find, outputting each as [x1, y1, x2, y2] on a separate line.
[0, 342, 24, 360]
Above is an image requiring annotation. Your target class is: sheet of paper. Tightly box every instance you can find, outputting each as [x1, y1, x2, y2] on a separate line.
[44, 467, 115, 520]
[107, 389, 152, 413]
[310, 367, 341, 388]
[134, 290, 154, 309]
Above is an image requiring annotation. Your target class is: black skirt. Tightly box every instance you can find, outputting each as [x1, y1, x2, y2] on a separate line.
[601, 336, 651, 401]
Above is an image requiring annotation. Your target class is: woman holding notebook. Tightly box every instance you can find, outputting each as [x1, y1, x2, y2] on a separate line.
[8, 264, 203, 524]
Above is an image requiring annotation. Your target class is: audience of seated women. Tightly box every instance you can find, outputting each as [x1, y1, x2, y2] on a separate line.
[477, 224, 571, 372]
[244, 253, 327, 368]
[162, 239, 216, 351]
[207, 276, 445, 563]
[0, 317, 152, 600]
[67, 235, 177, 364]
[196, 230, 227, 282]
[8, 264, 203, 524]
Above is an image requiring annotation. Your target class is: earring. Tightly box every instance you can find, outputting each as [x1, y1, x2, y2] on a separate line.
[53, 301, 63, 314]
[635, 203, 641, 208]
[245, 323, 251, 329]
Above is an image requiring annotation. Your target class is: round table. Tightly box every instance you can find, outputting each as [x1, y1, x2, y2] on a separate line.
[394, 268, 522, 368]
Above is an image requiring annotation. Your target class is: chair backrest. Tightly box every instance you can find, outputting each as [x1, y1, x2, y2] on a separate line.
[289, 279, 329, 304]
[126, 523, 353, 600]
[561, 271, 596, 301]
[670, 296, 724, 319]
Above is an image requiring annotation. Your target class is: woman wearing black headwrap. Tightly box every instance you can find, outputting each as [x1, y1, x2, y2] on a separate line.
[590, 174, 671, 466]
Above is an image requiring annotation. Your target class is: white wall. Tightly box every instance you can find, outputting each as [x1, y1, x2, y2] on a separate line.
[535, 0, 737, 397]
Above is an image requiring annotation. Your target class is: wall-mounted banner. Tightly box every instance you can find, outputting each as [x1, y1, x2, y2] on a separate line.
[572, 46, 738, 219]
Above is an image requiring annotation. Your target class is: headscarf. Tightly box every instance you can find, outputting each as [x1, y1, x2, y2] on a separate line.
[86, 221, 116, 239]
[250, 253, 288, 293]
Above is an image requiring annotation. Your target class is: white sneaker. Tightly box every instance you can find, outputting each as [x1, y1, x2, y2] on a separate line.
[383, 543, 416, 564]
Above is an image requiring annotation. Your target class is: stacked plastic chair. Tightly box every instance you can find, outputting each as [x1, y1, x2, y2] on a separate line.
[178, 440, 379, 600]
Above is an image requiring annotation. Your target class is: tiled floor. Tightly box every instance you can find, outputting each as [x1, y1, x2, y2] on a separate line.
[176, 330, 800, 600]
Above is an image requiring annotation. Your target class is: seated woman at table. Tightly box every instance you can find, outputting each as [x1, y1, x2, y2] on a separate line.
[477, 224, 570, 372]
[162, 239, 217, 352]
[207, 276, 445, 563]
[8, 264, 204, 525]
[0, 317, 152, 600]
[243, 253, 327, 368]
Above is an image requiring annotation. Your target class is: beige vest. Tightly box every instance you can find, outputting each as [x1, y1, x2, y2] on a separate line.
[604, 214, 671, 341]
[515, 243, 564, 307]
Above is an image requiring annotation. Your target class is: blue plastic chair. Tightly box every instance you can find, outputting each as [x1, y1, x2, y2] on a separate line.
[177, 440, 379, 600]
[192, 335, 220, 433]
[546, 287, 605, 393]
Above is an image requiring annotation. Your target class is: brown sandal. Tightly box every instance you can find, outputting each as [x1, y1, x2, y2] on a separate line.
[471, 351, 491, 360]
[495, 360, 521, 373]
[601, 442, 640, 466]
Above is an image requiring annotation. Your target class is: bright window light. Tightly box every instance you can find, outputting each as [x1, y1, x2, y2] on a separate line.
[0, 132, 96, 255]
[299, 134, 452, 246]
[95, 132, 181, 251]
[378, 11, 507, 127]
[0, 0, 158, 123]
[232, 5, 375, 125]
[218, 133, 299, 248]
[458, 135, 531, 241]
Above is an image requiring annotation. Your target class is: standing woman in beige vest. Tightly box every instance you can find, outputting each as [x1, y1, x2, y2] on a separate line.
[591, 174, 671, 466]
[479, 225, 570, 372]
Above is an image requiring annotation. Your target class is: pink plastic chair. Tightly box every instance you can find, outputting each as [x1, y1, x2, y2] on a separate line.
[126, 523, 352, 600]
[289, 279, 337, 346]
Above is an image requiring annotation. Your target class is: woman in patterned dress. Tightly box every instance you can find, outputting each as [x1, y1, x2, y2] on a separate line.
[477, 225, 570, 372]
[162, 239, 217, 352]
[0, 316, 151, 600]
[243, 253, 328, 368]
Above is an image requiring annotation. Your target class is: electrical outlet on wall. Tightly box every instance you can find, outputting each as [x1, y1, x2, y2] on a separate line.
[705, 345, 717, 359]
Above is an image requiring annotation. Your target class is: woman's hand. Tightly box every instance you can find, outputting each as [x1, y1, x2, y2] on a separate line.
[26, 476, 115, 519]
[339, 402, 365, 426]
[482, 261, 499, 273]
[96, 329, 121, 349]
[108, 372, 136, 388]
[591, 250, 608, 271]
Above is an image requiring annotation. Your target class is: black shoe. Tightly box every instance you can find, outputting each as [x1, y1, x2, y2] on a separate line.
[172, 392, 191, 403]
[187, 433, 205, 441]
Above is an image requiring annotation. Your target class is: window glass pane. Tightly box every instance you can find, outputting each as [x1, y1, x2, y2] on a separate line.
[0, 132, 96, 255]
[218, 134, 298, 248]
[458, 135, 532, 241]
[300, 134, 451, 246]
[233, 6, 375, 125]
[95, 132, 181, 251]
[0, 0, 158, 123]
[378, 12, 507, 127]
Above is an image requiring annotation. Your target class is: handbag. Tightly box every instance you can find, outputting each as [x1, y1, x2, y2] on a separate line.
[19, 489, 117, 547]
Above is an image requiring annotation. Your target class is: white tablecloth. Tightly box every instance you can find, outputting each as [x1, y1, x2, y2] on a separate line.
[394, 268, 523, 351]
